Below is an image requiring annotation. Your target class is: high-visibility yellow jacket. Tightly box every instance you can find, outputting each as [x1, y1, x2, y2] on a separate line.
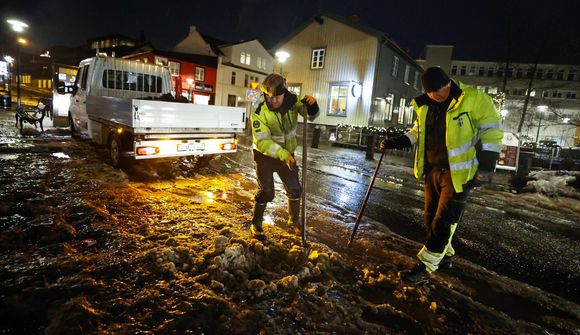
[251, 93, 313, 161]
[409, 81, 503, 192]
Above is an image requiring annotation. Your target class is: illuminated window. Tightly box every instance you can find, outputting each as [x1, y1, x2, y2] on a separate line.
[413, 71, 419, 89]
[287, 83, 301, 96]
[240, 52, 246, 64]
[168, 61, 180, 77]
[245, 53, 251, 65]
[385, 93, 394, 121]
[195, 67, 205, 81]
[311, 48, 325, 69]
[404, 65, 410, 84]
[406, 105, 414, 125]
[392, 56, 399, 77]
[397, 98, 406, 124]
[328, 83, 348, 116]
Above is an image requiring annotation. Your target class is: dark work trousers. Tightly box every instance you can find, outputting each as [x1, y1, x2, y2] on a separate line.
[423, 167, 470, 253]
[253, 150, 301, 203]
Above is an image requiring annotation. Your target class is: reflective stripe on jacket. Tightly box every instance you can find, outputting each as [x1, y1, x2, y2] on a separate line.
[408, 81, 503, 193]
[251, 94, 308, 162]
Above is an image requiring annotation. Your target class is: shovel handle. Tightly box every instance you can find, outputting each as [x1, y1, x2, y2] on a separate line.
[347, 149, 385, 246]
[301, 106, 308, 246]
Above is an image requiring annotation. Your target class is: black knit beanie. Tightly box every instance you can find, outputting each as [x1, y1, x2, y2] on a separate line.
[421, 67, 450, 92]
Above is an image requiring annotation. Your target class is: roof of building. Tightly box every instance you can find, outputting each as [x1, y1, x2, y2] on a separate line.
[129, 50, 218, 68]
[271, 11, 422, 69]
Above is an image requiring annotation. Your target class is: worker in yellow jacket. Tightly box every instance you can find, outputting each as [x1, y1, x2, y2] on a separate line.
[381, 67, 503, 284]
[250, 73, 319, 240]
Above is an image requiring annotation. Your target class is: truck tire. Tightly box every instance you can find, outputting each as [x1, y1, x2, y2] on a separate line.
[69, 113, 80, 139]
[108, 133, 124, 168]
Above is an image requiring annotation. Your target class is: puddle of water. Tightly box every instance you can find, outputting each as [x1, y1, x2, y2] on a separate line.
[0, 154, 19, 160]
[52, 152, 71, 159]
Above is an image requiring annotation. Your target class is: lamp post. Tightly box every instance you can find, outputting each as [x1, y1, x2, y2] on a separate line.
[500, 109, 509, 128]
[185, 78, 194, 103]
[6, 19, 28, 110]
[535, 105, 548, 144]
[275, 51, 289, 76]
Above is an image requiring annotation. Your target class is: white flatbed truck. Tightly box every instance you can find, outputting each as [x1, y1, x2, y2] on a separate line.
[58, 55, 245, 167]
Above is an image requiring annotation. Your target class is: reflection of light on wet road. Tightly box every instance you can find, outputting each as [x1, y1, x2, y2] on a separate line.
[0, 154, 19, 160]
[206, 191, 215, 203]
[263, 215, 274, 225]
[0, 138, 16, 144]
[338, 189, 350, 204]
[52, 152, 70, 159]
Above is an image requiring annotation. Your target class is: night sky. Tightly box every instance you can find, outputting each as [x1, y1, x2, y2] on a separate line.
[1, 0, 580, 63]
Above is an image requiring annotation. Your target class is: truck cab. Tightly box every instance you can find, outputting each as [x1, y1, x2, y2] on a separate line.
[68, 56, 171, 136]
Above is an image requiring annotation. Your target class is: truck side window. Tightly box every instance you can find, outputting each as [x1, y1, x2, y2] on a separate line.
[144, 74, 151, 92]
[127, 72, 137, 91]
[137, 74, 144, 91]
[80, 65, 90, 89]
[74, 67, 83, 88]
[115, 70, 123, 90]
[123, 71, 130, 90]
[156, 77, 162, 93]
[103, 70, 115, 89]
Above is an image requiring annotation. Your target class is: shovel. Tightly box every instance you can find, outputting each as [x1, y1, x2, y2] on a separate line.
[347, 149, 386, 246]
[300, 106, 308, 247]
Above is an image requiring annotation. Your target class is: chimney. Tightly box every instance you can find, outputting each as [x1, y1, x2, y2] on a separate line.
[189, 25, 197, 35]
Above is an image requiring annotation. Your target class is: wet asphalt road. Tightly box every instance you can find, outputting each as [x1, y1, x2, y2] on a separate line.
[1, 109, 578, 304]
[293, 140, 580, 303]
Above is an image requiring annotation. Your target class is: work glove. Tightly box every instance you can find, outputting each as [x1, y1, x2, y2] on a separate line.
[301, 95, 316, 106]
[301, 95, 319, 120]
[379, 138, 396, 150]
[285, 155, 298, 171]
[379, 135, 412, 151]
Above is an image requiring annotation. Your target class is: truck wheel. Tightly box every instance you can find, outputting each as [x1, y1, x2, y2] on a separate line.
[69, 113, 80, 139]
[109, 133, 123, 168]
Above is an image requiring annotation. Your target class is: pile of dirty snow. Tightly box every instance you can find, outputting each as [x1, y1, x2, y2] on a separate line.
[524, 170, 580, 198]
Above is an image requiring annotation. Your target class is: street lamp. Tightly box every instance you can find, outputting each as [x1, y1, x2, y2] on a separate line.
[7, 19, 28, 110]
[275, 51, 290, 76]
[185, 78, 194, 102]
[535, 105, 548, 144]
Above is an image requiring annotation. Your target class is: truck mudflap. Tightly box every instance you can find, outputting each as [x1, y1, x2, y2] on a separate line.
[133, 137, 237, 160]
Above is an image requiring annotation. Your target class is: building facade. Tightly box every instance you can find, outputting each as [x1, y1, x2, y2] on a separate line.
[273, 13, 423, 131]
[126, 50, 217, 105]
[172, 27, 273, 109]
[419, 45, 580, 147]
[215, 40, 274, 109]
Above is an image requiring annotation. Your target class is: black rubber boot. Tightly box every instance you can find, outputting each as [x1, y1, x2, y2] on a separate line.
[398, 261, 430, 285]
[439, 255, 453, 270]
[287, 198, 301, 234]
[250, 202, 267, 240]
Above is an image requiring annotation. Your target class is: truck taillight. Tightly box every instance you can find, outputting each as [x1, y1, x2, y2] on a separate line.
[220, 142, 236, 151]
[136, 146, 160, 156]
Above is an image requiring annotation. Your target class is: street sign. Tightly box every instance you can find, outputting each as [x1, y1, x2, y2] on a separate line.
[246, 89, 260, 102]
[497, 132, 519, 171]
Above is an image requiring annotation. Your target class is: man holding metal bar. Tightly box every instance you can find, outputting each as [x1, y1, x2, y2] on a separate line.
[249, 73, 319, 240]
[381, 67, 503, 284]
